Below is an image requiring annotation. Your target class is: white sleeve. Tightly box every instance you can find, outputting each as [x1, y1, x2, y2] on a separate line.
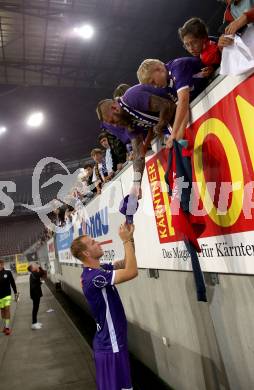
[111, 270, 116, 285]
[106, 149, 113, 174]
[92, 168, 96, 183]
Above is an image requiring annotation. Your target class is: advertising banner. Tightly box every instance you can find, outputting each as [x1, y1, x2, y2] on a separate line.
[52, 73, 254, 274]
[81, 180, 126, 263]
[55, 225, 76, 264]
[142, 73, 254, 274]
[47, 237, 56, 261]
[15, 254, 28, 274]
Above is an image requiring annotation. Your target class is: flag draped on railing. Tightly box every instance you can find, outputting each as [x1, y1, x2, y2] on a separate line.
[165, 140, 207, 302]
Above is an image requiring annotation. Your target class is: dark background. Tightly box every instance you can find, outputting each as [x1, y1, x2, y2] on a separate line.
[0, 0, 225, 172]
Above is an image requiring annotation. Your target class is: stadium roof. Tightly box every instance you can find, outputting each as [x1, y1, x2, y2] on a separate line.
[0, 0, 224, 170]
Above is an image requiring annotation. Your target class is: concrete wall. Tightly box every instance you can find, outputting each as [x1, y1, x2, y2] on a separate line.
[208, 274, 254, 390]
[56, 264, 254, 390]
[118, 270, 229, 390]
[117, 270, 254, 390]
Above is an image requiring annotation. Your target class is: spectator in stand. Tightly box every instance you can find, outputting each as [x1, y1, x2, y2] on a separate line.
[102, 84, 134, 150]
[77, 169, 95, 205]
[104, 131, 128, 167]
[99, 81, 158, 196]
[81, 184, 94, 205]
[57, 204, 67, 226]
[98, 132, 126, 176]
[84, 164, 97, 195]
[113, 83, 131, 98]
[48, 202, 61, 227]
[64, 204, 75, 225]
[97, 88, 176, 138]
[219, 1, 254, 48]
[91, 148, 109, 195]
[136, 57, 210, 148]
[96, 85, 176, 195]
[224, 0, 253, 33]
[178, 18, 221, 74]
[127, 149, 134, 161]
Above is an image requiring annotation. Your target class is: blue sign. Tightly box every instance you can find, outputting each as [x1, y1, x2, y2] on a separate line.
[84, 207, 109, 238]
[56, 225, 74, 252]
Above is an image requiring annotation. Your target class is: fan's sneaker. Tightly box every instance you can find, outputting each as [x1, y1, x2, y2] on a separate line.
[31, 323, 42, 330]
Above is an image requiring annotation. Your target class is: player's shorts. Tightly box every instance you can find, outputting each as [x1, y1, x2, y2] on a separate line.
[0, 295, 12, 309]
[94, 349, 133, 390]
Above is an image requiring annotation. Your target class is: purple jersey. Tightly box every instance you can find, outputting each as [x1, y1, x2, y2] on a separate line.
[122, 57, 207, 113]
[101, 122, 147, 144]
[123, 84, 170, 113]
[81, 264, 128, 352]
[95, 349, 133, 390]
[165, 57, 208, 101]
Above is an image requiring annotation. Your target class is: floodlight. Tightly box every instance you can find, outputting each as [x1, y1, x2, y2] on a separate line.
[26, 112, 44, 127]
[73, 24, 94, 39]
[0, 126, 7, 135]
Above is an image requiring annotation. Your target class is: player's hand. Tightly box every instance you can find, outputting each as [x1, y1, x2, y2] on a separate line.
[14, 293, 19, 302]
[201, 66, 214, 78]
[118, 223, 135, 242]
[165, 135, 175, 149]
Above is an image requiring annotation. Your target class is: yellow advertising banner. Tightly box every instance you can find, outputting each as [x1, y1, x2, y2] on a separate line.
[15, 254, 28, 274]
[16, 263, 28, 274]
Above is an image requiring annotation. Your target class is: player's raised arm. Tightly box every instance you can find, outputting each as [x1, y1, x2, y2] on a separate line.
[114, 224, 138, 284]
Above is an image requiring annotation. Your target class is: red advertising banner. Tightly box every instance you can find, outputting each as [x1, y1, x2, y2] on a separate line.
[146, 74, 254, 245]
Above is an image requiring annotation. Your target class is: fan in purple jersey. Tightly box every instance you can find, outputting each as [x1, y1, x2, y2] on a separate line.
[137, 56, 210, 148]
[96, 84, 176, 197]
[70, 223, 137, 390]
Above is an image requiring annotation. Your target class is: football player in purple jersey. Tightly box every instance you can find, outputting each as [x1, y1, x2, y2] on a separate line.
[71, 223, 137, 390]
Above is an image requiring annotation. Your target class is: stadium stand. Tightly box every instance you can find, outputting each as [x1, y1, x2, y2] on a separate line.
[0, 216, 45, 257]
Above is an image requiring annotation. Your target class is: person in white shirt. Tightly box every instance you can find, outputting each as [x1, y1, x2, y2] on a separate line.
[98, 134, 115, 178]
[90, 148, 109, 195]
[98, 132, 126, 175]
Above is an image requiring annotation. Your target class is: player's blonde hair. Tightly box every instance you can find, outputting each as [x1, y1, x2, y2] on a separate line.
[137, 59, 165, 84]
